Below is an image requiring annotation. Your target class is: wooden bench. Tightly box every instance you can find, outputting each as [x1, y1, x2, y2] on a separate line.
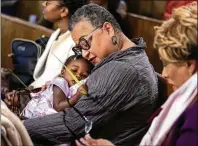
[127, 13, 163, 73]
[15, 0, 42, 21]
[1, 14, 53, 69]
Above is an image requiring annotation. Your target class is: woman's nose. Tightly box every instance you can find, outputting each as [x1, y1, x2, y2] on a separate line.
[162, 68, 168, 79]
[75, 74, 82, 80]
[82, 50, 90, 60]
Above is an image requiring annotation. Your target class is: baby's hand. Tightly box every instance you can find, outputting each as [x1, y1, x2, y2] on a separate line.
[77, 84, 88, 95]
[4, 90, 19, 107]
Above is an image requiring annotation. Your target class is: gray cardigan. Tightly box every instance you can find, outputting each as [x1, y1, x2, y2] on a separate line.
[24, 38, 158, 146]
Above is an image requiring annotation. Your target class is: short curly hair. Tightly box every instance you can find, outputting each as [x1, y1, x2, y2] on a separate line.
[69, 3, 121, 31]
[154, 2, 197, 63]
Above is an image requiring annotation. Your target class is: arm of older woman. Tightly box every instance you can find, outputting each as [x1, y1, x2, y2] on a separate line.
[23, 61, 142, 145]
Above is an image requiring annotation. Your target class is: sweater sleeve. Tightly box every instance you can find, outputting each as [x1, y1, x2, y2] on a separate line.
[24, 61, 139, 145]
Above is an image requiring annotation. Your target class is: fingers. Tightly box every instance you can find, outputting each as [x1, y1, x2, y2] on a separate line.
[13, 93, 19, 107]
[80, 138, 88, 145]
[5, 90, 19, 107]
[75, 136, 93, 146]
[85, 134, 97, 145]
[75, 140, 82, 146]
[4, 98, 11, 105]
[85, 134, 92, 141]
[5, 91, 14, 105]
[41, 85, 47, 91]
[75, 139, 86, 146]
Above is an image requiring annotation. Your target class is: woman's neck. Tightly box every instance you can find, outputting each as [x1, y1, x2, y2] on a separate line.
[56, 18, 69, 34]
[120, 33, 136, 51]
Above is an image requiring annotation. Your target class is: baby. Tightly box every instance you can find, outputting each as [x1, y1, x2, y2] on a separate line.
[21, 55, 94, 119]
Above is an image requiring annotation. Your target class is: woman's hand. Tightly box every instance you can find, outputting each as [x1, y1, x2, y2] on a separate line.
[4, 90, 19, 107]
[75, 134, 115, 146]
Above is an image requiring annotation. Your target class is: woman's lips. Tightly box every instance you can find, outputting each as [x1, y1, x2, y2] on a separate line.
[89, 57, 96, 64]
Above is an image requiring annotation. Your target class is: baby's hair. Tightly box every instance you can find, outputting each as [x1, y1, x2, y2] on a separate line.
[64, 55, 94, 74]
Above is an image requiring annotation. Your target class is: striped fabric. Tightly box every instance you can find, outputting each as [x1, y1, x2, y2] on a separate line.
[24, 37, 158, 146]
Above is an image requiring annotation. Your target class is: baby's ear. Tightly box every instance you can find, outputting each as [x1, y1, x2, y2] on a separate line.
[60, 69, 65, 76]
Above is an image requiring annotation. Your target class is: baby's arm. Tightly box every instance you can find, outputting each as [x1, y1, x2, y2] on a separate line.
[53, 85, 70, 112]
[53, 84, 87, 112]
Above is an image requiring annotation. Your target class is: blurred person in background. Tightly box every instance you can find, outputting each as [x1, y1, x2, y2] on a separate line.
[1, 0, 18, 16]
[164, 0, 196, 19]
[4, 0, 88, 108]
[108, 0, 131, 38]
[30, 0, 88, 89]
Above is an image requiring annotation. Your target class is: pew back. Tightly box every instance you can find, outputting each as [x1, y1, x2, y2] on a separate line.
[127, 13, 163, 73]
[16, 0, 42, 21]
[1, 14, 53, 69]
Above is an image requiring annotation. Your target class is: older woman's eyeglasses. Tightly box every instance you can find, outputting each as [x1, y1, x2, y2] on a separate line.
[72, 27, 101, 56]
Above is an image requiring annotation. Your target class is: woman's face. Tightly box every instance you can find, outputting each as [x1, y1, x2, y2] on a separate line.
[71, 21, 116, 65]
[42, 0, 66, 22]
[161, 61, 192, 91]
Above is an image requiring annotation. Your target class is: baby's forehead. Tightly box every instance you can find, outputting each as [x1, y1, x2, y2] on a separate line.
[69, 59, 88, 67]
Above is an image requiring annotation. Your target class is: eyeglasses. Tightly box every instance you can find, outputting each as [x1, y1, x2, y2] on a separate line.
[63, 97, 93, 141]
[72, 27, 101, 56]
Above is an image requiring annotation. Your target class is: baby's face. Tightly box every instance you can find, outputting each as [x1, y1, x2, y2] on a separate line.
[63, 59, 90, 87]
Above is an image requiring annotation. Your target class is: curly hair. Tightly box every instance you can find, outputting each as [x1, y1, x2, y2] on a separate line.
[69, 3, 121, 31]
[154, 2, 197, 63]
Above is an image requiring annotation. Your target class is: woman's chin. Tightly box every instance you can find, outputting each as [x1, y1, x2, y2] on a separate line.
[172, 85, 178, 91]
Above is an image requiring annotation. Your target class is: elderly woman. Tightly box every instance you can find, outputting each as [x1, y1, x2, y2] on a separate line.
[24, 3, 158, 146]
[76, 2, 198, 146]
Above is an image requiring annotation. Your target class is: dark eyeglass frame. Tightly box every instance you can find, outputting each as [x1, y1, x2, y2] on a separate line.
[72, 27, 101, 56]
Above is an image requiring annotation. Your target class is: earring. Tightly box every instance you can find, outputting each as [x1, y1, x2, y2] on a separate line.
[111, 36, 119, 45]
[189, 71, 192, 76]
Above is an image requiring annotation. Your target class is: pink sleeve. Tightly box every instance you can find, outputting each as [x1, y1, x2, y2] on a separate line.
[50, 77, 71, 98]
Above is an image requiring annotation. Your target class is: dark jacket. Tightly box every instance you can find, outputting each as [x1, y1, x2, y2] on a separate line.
[168, 101, 198, 146]
[24, 38, 158, 146]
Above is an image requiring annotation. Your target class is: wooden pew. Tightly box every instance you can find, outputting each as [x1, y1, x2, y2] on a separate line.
[127, 14, 174, 96]
[1, 14, 53, 69]
[16, 0, 42, 21]
[127, 13, 163, 73]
